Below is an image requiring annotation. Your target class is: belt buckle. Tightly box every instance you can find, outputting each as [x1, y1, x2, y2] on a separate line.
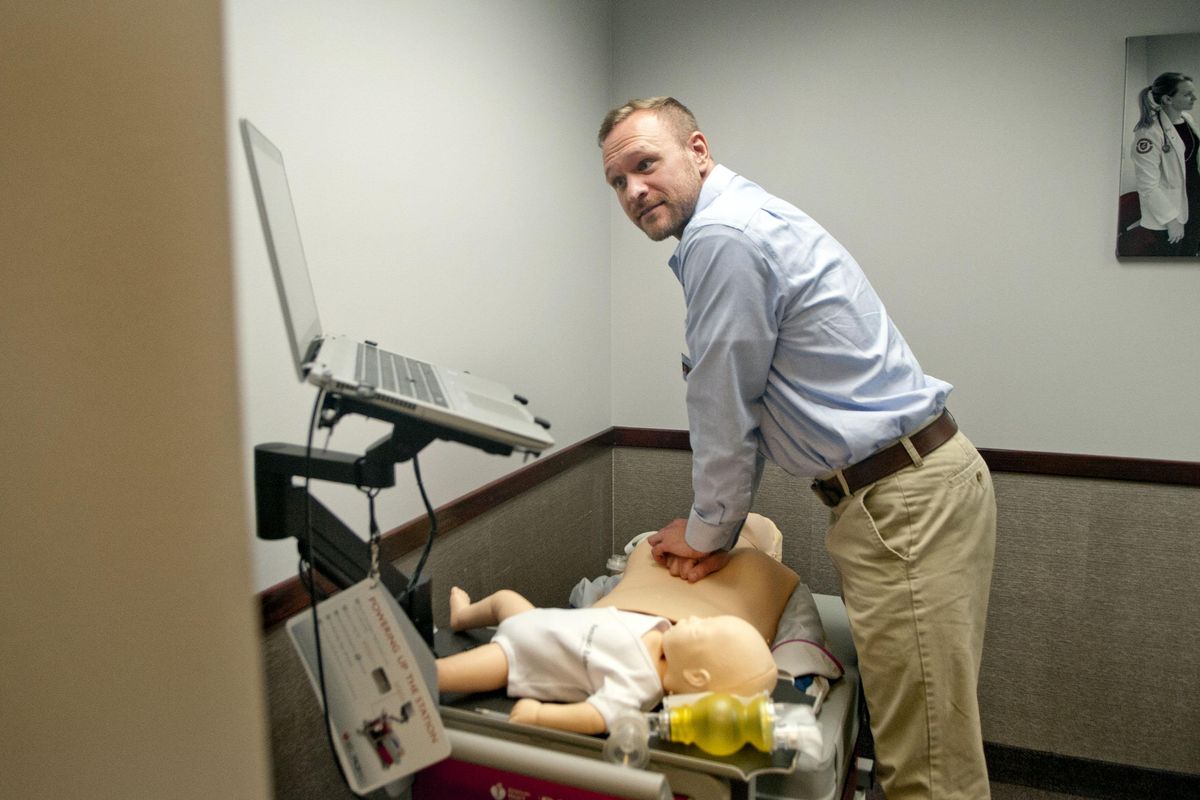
[811, 479, 843, 508]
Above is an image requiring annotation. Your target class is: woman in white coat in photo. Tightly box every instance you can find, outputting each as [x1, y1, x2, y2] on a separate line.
[1131, 72, 1200, 256]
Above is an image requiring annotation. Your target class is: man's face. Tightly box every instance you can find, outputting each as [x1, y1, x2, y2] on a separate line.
[601, 110, 707, 241]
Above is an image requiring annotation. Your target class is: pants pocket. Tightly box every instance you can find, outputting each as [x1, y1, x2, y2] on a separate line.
[827, 483, 914, 566]
[946, 452, 988, 489]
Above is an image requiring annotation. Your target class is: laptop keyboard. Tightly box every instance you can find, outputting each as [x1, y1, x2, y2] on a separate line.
[356, 344, 449, 407]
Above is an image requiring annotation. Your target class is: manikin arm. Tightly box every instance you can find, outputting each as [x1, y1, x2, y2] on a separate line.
[510, 698, 607, 735]
[437, 647, 608, 734]
[437, 588, 614, 735]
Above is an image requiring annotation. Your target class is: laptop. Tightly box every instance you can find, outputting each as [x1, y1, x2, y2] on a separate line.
[239, 118, 553, 454]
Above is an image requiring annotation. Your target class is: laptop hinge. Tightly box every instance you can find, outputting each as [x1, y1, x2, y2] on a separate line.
[301, 337, 323, 375]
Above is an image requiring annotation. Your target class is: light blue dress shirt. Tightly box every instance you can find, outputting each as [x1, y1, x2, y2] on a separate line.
[669, 165, 952, 552]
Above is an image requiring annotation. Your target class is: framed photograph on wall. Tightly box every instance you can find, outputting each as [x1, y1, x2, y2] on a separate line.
[1117, 33, 1200, 258]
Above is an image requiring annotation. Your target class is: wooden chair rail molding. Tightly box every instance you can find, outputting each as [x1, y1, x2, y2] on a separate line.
[259, 427, 1199, 629]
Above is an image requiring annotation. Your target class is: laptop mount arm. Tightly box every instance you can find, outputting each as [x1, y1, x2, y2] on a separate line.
[254, 390, 511, 645]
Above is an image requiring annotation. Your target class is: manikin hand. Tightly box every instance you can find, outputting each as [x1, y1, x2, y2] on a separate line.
[509, 697, 606, 734]
[648, 518, 731, 582]
[509, 698, 542, 726]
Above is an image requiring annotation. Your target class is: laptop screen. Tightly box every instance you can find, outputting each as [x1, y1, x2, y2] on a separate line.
[241, 119, 323, 380]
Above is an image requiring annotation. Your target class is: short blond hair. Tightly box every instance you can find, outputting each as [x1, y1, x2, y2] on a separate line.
[597, 96, 700, 147]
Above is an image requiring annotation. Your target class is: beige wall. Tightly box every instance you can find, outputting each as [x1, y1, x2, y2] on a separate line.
[1, 4, 271, 797]
[263, 446, 1198, 789]
[611, 448, 1200, 774]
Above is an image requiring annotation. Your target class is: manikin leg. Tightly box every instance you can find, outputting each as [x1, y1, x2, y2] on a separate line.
[435, 588, 534, 694]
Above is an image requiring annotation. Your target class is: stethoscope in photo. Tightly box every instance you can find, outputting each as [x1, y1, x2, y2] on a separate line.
[1155, 108, 1197, 156]
[1159, 113, 1174, 153]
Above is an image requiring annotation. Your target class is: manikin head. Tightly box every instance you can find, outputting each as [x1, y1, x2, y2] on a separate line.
[660, 615, 778, 696]
[599, 97, 714, 242]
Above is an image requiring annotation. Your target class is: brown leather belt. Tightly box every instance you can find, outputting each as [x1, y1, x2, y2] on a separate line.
[811, 410, 958, 507]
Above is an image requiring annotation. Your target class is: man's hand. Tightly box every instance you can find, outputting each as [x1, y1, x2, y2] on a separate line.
[648, 518, 732, 582]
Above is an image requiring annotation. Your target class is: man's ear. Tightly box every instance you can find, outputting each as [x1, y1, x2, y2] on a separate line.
[683, 667, 711, 689]
[686, 131, 710, 166]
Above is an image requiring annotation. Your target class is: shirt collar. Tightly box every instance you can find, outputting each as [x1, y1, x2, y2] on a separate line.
[694, 163, 735, 219]
[670, 164, 735, 272]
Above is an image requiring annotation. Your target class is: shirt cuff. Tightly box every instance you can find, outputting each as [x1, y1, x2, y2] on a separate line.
[685, 510, 744, 553]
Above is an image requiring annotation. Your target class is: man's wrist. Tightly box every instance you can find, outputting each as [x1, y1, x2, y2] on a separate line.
[685, 511, 742, 553]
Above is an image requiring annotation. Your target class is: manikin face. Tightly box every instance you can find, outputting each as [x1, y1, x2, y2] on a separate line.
[1165, 81, 1197, 114]
[660, 615, 777, 696]
[601, 110, 710, 241]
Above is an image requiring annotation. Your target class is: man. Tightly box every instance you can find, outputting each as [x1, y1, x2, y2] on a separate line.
[599, 97, 997, 800]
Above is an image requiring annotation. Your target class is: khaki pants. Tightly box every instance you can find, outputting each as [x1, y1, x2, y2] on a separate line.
[826, 431, 996, 799]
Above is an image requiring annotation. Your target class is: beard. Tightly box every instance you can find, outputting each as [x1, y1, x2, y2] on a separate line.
[638, 203, 679, 241]
[639, 197, 696, 241]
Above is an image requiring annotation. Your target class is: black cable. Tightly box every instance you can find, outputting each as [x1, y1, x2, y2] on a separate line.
[402, 452, 438, 607]
[300, 389, 362, 797]
[300, 400, 438, 793]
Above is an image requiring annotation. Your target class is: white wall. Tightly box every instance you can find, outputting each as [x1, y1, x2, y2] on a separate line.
[228, 1, 1200, 590]
[225, 0, 613, 589]
[610, 0, 1200, 462]
[2, 3, 270, 797]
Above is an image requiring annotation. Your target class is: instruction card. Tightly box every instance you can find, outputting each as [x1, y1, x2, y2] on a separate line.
[288, 579, 450, 794]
